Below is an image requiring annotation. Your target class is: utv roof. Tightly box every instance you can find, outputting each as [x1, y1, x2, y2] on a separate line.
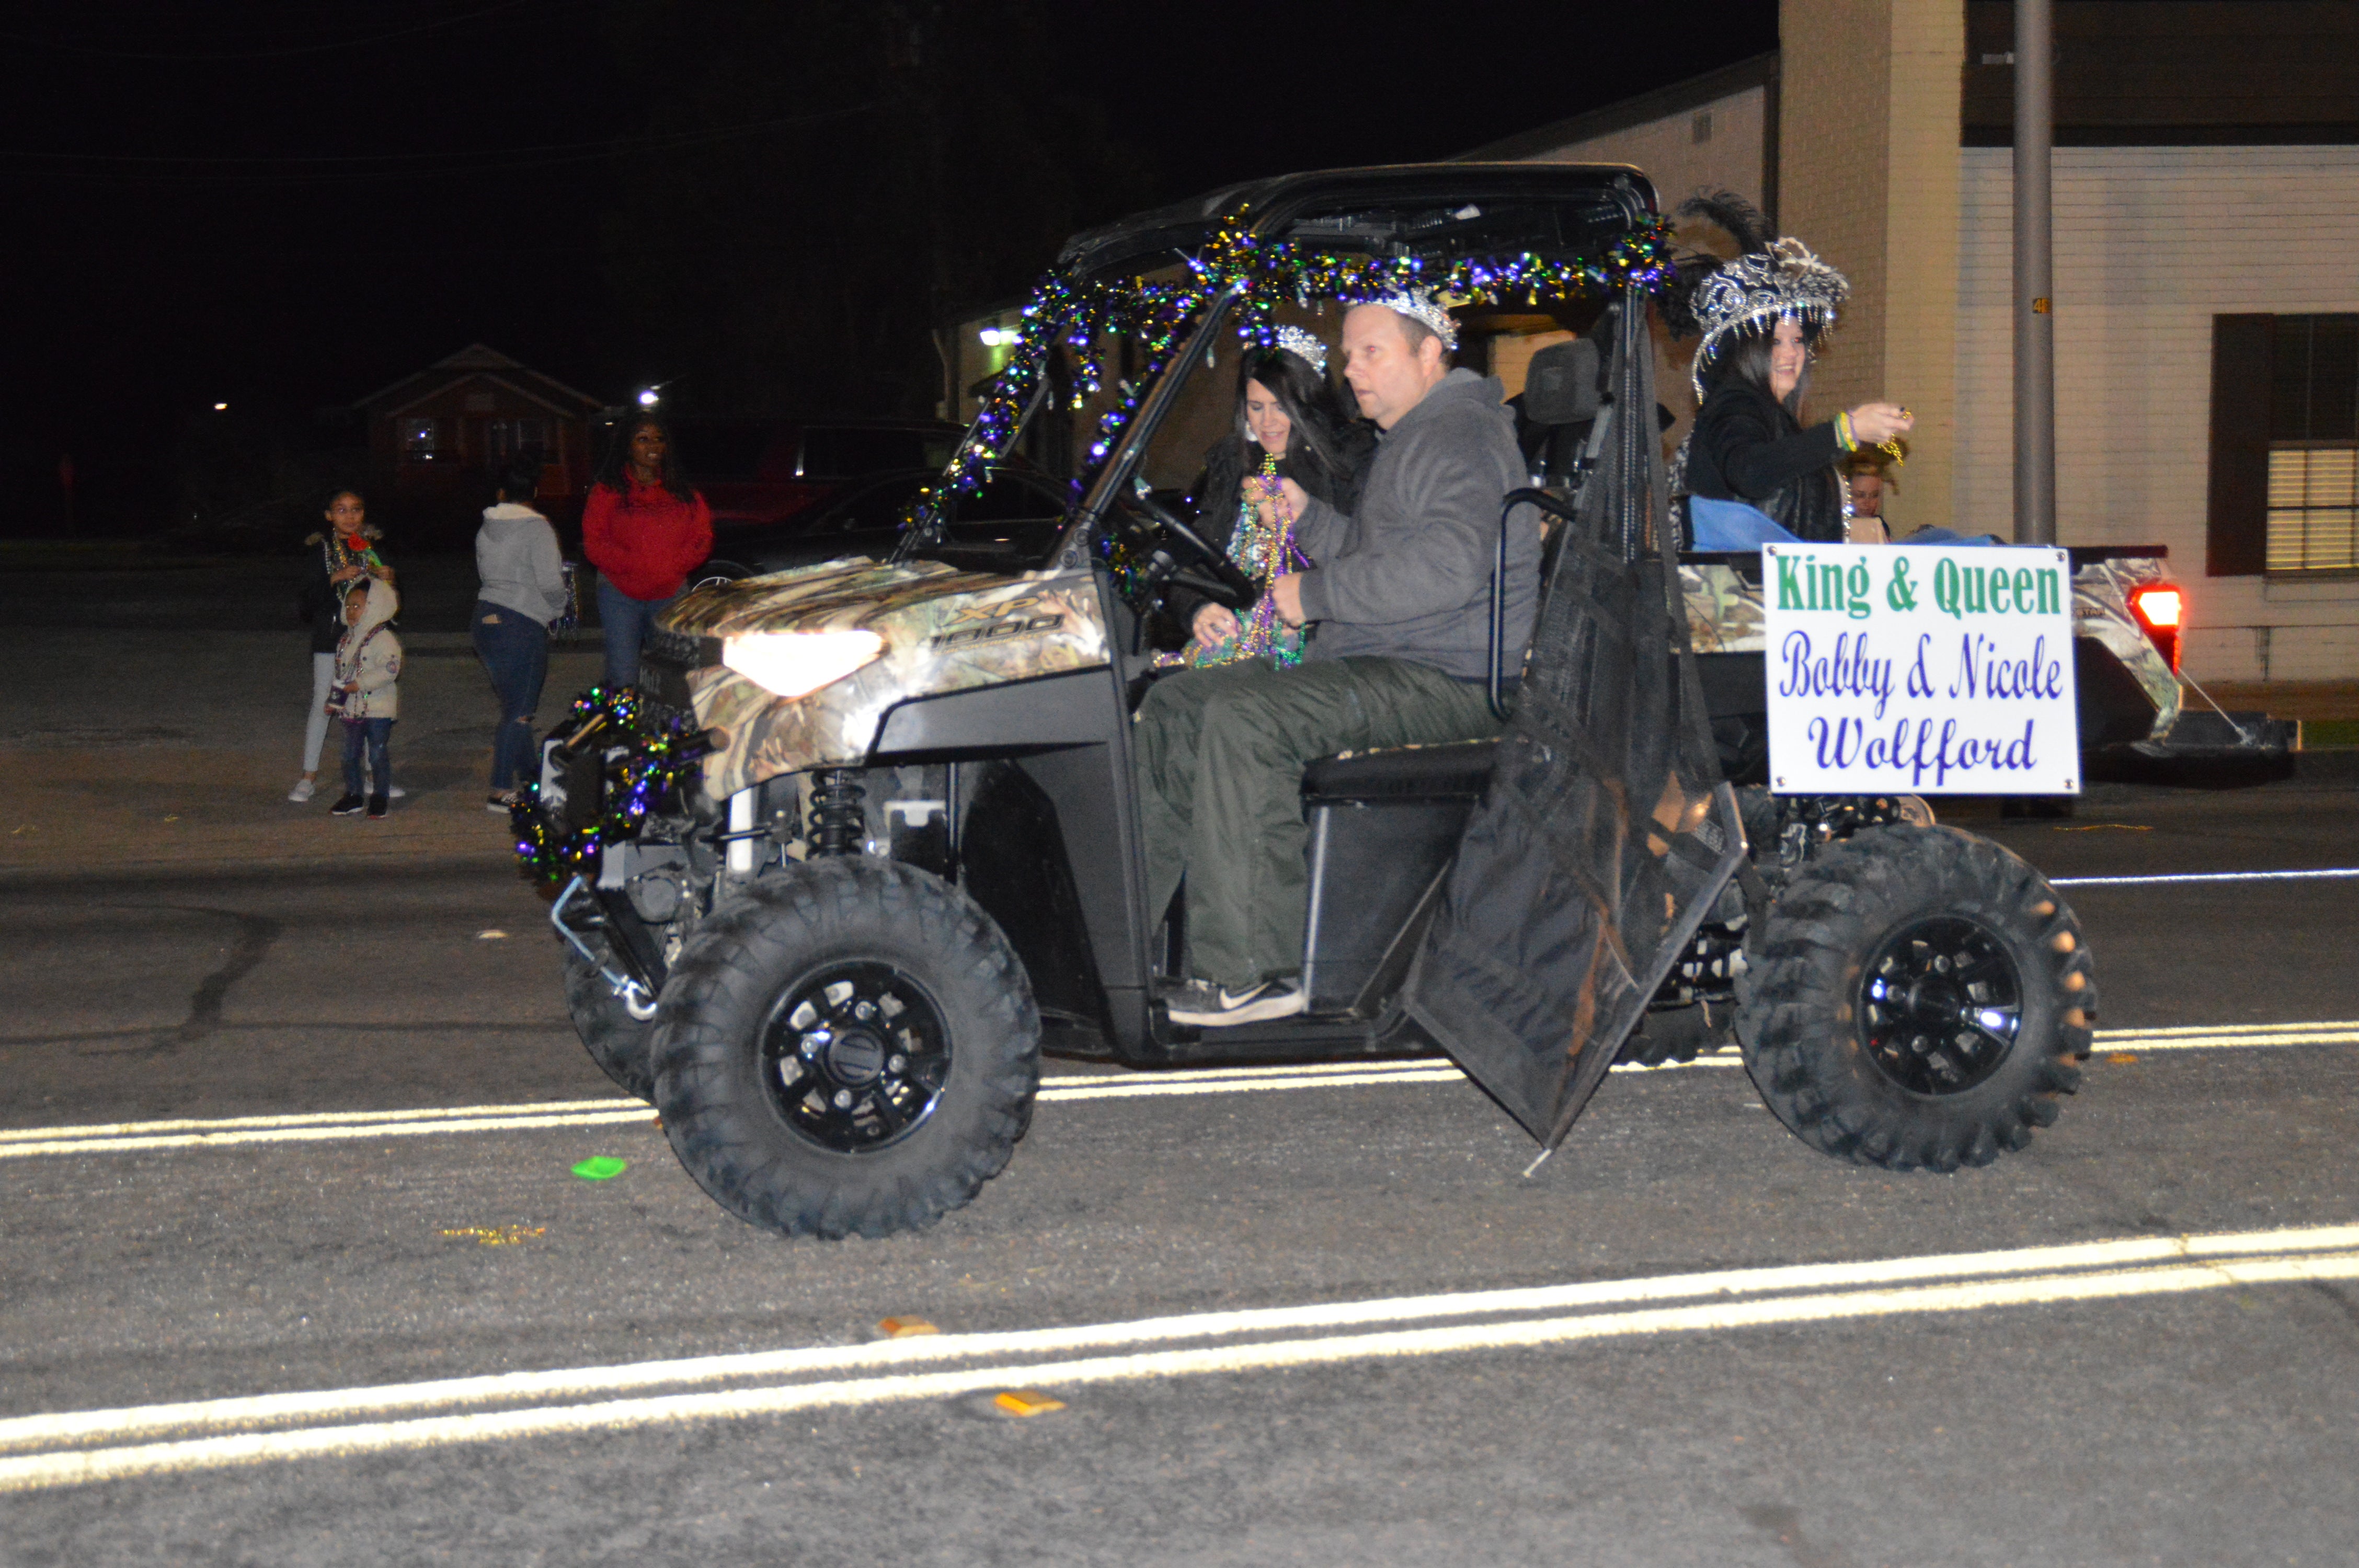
[1057, 162, 1661, 281]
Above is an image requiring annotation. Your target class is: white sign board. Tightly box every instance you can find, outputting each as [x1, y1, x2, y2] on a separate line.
[1762, 543, 2080, 795]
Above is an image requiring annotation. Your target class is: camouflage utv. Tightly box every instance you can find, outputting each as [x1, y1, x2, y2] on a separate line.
[523, 164, 2100, 1240]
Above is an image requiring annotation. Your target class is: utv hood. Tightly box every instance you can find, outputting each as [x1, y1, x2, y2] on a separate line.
[660, 557, 1109, 798]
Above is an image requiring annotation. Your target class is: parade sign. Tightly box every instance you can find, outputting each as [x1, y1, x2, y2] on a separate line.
[1762, 543, 2080, 795]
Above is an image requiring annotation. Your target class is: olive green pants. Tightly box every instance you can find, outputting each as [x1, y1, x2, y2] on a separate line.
[1132, 656, 1502, 992]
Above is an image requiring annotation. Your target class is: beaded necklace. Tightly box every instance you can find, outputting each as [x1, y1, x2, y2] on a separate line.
[1156, 450, 1308, 670]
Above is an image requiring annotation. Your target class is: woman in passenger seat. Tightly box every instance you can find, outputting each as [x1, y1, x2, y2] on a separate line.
[1162, 327, 1373, 669]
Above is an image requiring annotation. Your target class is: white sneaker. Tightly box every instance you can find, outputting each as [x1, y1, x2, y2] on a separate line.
[287, 778, 316, 803]
[1166, 979, 1307, 1028]
[388, 785, 406, 800]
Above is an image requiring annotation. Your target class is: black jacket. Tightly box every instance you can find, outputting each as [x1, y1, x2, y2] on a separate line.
[1167, 429, 1374, 627]
[299, 541, 345, 654]
[298, 535, 391, 653]
[1684, 379, 1846, 543]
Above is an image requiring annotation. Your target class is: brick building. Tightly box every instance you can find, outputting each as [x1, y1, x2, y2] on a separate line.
[356, 344, 605, 535]
[1462, 0, 2359, 681]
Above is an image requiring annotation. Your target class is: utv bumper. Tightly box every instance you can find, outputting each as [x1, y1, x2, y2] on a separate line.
[2122, 709, 2299, 762]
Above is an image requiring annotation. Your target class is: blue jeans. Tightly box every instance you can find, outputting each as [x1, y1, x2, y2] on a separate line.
[596, 579, 674, 689]
[472, 599, 550, 792]
[341, 718, 394, 800]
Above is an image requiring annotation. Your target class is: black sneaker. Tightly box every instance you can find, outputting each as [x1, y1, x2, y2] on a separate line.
[366, 793, 389, 820]
[1165, 978, 1307, 1028]
[329, 793, 367, 816]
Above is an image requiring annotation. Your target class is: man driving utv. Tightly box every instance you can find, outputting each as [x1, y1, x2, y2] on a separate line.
[1136, 290, 1541, 1026]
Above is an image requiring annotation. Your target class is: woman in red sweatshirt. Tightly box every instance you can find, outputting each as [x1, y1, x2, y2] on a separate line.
[583, 413, 713, 687]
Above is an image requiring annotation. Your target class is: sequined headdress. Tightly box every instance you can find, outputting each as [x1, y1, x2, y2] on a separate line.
[1272, 325, 1329, 374]
[1666, 190, 1850, 399]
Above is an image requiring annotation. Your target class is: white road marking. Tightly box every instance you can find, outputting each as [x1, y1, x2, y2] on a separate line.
[2052, 867, 2359, 887]
[2, 1020, 2349, 1160]
[2, 1223, 2353, 1493]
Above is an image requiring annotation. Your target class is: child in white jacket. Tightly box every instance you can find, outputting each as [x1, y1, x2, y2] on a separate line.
[327, 577, 403, 819]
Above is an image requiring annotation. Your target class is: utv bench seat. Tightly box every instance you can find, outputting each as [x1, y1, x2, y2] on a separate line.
[1300, 740, 1497, 804]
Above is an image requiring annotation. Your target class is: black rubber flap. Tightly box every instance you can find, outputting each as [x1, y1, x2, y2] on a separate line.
[1405, 295, 1744, 1148]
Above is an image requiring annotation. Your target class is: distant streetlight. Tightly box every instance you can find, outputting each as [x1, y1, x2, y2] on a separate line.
[637, 388, 660, 407]
[213, 401, 228, 411]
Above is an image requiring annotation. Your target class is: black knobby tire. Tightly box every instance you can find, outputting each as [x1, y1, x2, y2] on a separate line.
[1736, 824, 2095, 1172]
[649, 858, 1039, 1239]
[564, 939, 657, 1103]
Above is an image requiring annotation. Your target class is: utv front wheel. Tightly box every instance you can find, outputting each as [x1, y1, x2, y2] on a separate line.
[1737, 824, 2095, 1172]
[564, 938, 658, 1103]
[650, 859, 1039, 1239]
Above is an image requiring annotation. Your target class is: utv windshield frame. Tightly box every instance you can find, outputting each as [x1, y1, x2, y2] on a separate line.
[920, 163, 1664, 575]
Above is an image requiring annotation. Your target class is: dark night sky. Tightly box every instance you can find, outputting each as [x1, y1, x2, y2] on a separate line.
[2, 0, 1777, 534]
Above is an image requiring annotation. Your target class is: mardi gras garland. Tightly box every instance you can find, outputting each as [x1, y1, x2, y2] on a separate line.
[920, 203, 1677, 540]
[512, 685, 707, 888]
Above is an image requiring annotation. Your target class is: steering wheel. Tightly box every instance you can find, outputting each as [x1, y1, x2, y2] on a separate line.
[1108, 480, 1258, 612]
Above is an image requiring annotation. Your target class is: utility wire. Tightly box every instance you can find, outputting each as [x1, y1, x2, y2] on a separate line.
[0, 0, 551, 62]
[0, 103, 877, 184]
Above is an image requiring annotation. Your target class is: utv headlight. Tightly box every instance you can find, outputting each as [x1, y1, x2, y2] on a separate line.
[720, 630, 885, 699]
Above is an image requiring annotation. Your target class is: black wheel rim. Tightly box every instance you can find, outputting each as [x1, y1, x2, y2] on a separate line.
[758, 962, 951, 1153]
[1858, 915, 2023, 1096]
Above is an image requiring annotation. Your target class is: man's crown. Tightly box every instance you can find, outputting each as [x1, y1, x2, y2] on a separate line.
[1365, 286, 1459, 351]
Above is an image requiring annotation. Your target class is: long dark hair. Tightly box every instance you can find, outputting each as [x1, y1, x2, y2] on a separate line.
[592, 411, 697, 502]
[1200, 345, 1372, 518]
[1708, 321, 1818, 421]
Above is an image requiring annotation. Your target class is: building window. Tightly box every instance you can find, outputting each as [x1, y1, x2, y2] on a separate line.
[2208, 314, 2359, 575]
[401, 417, 443, 462]
[486, 418, 554, 464]
[2266, 316, 2358, 572]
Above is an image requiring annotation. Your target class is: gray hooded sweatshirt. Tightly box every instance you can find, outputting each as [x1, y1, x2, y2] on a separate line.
[475, 503, 569, 626]
[1292, 368, 1538, 681]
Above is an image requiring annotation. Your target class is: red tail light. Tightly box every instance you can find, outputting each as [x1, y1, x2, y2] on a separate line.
[2128, 586, 2183, 671]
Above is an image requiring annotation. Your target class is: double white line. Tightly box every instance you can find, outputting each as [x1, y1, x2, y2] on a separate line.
[3, 1020, 2350, 1161]
[4, 1223, 2354, 1493]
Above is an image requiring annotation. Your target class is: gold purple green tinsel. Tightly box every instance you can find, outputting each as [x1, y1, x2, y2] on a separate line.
[921, 204, 1677, 536]
[511, 685, 706, 889]
[1153, 455, 1307, 671]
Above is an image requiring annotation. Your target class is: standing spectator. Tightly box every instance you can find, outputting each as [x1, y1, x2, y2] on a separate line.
[473, 455, 568, 811]
[583, 413, 711, 688]
[327, 577, 402, 820]
[289, 489, 394, 803]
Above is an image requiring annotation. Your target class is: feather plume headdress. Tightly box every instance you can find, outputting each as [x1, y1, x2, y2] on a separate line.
[1664, 190, 1849, 400]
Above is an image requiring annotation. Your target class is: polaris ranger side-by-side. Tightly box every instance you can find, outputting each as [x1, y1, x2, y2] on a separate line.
[522, 165, 2098, 1239]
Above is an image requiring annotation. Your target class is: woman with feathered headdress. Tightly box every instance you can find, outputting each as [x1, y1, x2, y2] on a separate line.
[1665, 192, 1914, 546]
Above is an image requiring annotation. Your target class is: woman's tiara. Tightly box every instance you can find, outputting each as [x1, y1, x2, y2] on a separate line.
[1272, 325, 1329, 373]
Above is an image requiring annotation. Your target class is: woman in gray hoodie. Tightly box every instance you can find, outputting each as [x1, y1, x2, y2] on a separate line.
[472, 455, 570, 810]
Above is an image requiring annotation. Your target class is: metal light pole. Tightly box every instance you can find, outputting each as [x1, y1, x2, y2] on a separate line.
[2013, 0, 2056, 544]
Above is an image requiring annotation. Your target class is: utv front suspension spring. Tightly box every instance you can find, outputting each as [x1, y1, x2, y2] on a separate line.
[806, 768, 867, 857]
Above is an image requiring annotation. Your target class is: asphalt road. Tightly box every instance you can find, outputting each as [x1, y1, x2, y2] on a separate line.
[3, 781, 2356, 1566]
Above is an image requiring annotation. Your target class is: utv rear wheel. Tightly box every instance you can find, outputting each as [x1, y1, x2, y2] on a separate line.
[564, 939, 657, 1103]
[649, 859, 1039, 1239]
[1736, 824, 2095, 1172]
